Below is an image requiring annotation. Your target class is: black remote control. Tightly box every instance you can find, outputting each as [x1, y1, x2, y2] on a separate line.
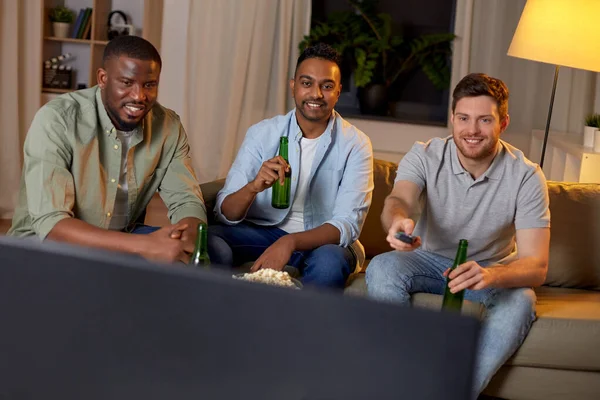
[394, 232, 415, 244]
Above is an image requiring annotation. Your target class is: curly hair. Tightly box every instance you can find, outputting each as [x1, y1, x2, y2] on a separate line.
[295, 43, 342, 76]
[452, 73, 509, 120]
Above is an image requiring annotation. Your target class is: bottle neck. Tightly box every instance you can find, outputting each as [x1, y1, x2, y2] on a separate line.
[194, 224, 208, 254]
[453, 244, 468, 268]
[279, 141, 288, 160]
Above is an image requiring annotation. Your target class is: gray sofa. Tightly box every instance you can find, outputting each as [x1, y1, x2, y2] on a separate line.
[196, 159, 600, 400]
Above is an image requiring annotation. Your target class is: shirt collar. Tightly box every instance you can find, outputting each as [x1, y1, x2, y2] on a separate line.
[96, 87, 116, 137]
[482, 141, 504, 180]
[290, 110, 336, 142]
[450, 137, 504, 180]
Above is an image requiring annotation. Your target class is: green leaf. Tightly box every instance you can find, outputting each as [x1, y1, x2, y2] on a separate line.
[299, 0, 455, 90]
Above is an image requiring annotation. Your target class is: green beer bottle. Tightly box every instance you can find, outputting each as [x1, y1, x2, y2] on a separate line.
[442, 239, 468, 311]
[190, 223, 210, 267]
[271, 136, 291, 209]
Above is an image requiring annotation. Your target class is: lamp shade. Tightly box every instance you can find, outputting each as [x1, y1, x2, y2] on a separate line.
[508, 0, 600, 72]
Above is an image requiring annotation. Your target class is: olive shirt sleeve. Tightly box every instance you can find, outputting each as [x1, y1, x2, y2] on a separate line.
[158, 121, 207, 224]
[22, 106, 76, 239]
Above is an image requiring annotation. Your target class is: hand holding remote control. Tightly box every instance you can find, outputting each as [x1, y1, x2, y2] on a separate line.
[394, 232, 416, 244]
[387, 217, 420, 251]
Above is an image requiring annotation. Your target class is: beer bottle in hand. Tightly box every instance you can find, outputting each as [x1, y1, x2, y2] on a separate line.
[442, 239, 468, 311]
[271, 136, 291, 209]
[190, 223, 210, 267]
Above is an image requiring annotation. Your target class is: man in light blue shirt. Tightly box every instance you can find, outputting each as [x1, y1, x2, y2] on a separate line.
[209, 44, 374, 288]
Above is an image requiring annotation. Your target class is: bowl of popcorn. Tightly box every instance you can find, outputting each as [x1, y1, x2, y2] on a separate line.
[233, 269, 302, 289]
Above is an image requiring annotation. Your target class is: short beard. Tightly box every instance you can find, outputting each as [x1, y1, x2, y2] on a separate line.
[105, 104, 140, 132]
[295, 100, 329, 123]
[456, 139, 498, 161]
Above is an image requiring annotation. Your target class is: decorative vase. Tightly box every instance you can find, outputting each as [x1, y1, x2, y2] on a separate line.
[584, 125, 596, 148]
[358, 84, 388, 116]
[52, 22, 71, 38]
[593, 129, 600, 153]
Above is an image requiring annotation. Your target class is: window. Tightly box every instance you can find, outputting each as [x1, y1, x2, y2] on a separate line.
[308, 0, 457, 125]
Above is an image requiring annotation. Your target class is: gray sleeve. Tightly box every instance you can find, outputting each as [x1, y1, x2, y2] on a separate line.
[394, 142, 427, 190]
[515, 166, 550, 230]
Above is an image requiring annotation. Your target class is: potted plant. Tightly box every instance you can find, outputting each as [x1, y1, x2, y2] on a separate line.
[299, 0, 455, 115]
[584, 113, 600, 149]
[49, 6, 75, 38]
[584, 113, 600, 148]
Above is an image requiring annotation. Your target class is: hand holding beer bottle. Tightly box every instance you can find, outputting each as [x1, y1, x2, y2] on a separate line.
[442, 239, 468, 311]
[271, 137, 291, 209]
[249, 137, 291, 205]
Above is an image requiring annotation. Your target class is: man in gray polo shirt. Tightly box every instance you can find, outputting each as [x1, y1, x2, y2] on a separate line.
[366, 73, 550, 397]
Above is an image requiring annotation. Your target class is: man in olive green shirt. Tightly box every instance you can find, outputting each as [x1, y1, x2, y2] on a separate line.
[8, 35, 206, 264]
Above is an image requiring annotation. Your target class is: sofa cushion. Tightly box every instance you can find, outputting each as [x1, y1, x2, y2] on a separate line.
[506, 286, 600, 371]
[485, 366, 600, 400]
[358, 159, 398, 260]
[545, 182, 600, 291]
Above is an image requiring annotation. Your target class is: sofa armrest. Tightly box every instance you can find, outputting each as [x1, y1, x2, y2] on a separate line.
[200, 178, 226, 223]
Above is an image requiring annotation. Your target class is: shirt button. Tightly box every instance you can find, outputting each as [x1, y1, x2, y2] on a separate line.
[114, 144, 119, 150]
[107, 212, 111, 217]
[111, 178, 116, 183]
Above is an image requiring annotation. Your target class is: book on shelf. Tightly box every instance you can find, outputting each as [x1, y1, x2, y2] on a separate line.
[71, 9, 85, 38]
[81, 9, 93, 40]
[76, 8, 92, 39]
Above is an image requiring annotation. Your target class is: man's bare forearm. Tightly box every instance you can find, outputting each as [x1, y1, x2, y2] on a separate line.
[47, 218, 146, 255]
[488, 257, 548, 288]
[381, 195, 411, 232]
[285, 223, 340, 251]
[220, 183, 259, 221]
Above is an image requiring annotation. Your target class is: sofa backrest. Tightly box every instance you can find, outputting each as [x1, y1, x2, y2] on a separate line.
[545, 182, 600, 291]
[358, 159, 398, 258]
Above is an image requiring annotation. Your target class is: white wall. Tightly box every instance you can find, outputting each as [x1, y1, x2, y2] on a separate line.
[347, 118, 449, 162]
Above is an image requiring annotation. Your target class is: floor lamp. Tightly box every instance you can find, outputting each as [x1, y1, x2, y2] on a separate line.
[507, 0, 600, 169]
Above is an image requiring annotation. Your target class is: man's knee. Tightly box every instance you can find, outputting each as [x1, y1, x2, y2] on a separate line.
[303, 245, 353, 288]
[506, 287, 536, 318]
[310, 244, 352, 264]
[308, 245, 354, 276]
[487, 287, 537, 328]
[365, 251, 400, 285]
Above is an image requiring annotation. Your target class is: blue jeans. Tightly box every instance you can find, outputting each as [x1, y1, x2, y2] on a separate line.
[207, 222, 355, 289]
[130, 225, 161, 234]
[365, 249, 536, 397]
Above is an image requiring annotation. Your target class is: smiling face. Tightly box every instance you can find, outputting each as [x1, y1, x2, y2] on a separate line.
[290, 57, 341, 126]
[97, 56, 160, 131]
[451, 95, 509, 165]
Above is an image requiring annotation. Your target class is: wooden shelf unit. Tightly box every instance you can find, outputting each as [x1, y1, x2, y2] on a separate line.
[41, 0, 163, 103]
[42, 88, 75, 94]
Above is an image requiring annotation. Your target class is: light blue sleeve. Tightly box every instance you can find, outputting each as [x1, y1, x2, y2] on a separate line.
[214, 125, 264, 225]
[324, 135, 374, 247]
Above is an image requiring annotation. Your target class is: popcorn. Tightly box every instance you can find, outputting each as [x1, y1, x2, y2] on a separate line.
[233, 269, 298, 288]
